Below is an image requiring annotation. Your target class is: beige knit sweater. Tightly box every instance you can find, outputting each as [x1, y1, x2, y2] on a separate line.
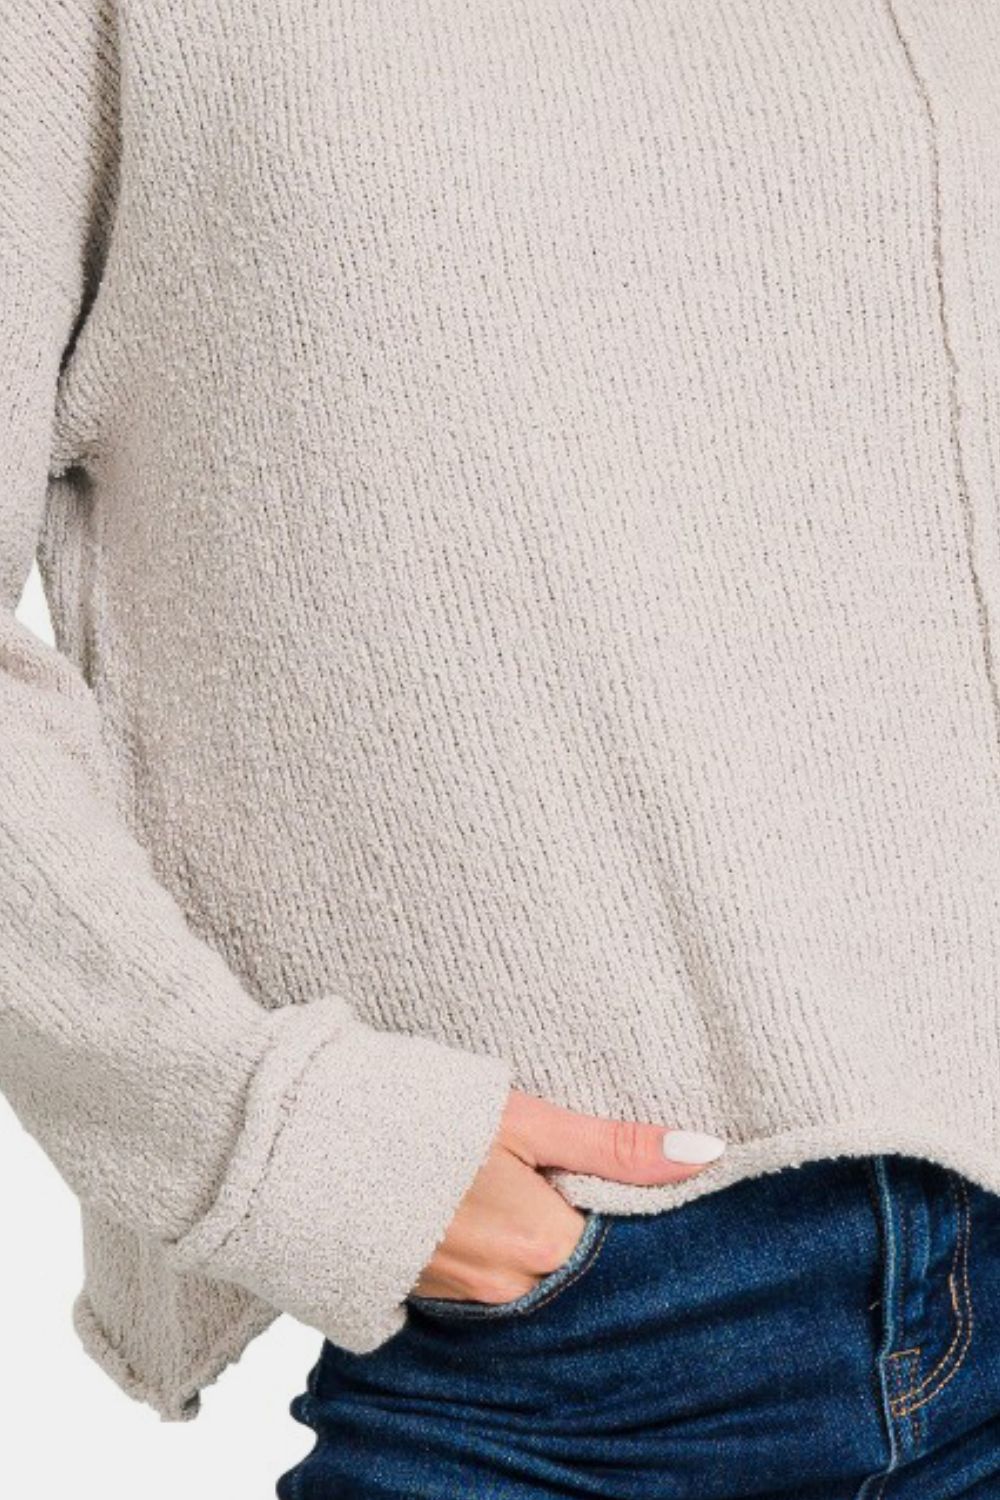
[4, 0, 1000, 1422]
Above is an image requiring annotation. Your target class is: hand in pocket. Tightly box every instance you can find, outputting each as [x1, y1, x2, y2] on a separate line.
[409, 1088, 725, 1305]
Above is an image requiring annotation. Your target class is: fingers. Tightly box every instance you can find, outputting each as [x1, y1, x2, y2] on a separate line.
[413, 1092, 726, 1306]
[501, 1090, 726, 1185]
[411, 1146, 586, 1302]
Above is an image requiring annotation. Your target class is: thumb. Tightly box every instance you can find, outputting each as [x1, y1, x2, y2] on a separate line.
[501, 1090, 727, 1186]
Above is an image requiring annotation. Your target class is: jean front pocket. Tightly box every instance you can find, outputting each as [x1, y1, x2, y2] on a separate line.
[407, 1210, 611, 1322]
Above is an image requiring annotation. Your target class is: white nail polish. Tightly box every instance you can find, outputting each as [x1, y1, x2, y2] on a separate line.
[662, 1129, 727, 1164]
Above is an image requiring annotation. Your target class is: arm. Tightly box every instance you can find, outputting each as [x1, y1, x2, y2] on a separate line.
[0, 0, 511, 1353]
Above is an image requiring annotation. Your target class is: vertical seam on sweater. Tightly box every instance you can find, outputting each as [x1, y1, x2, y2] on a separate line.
[884, 0, 1000, 766]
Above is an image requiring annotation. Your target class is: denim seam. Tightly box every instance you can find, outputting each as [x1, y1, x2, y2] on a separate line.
[868, 1356, 908, 1500]
[869, 1350, 921, 1499]
[909, 1350, 923, 1450]
[854, 1157, 904, 1500]
[899, 1349, 922, 1451]
[526, 1216, 612, 1315]
[409, 1212, 611, 1321]
[890, 1175, 973, 1418]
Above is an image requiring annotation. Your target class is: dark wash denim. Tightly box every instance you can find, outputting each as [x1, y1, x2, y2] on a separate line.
[278, 1154, 1000, 1497]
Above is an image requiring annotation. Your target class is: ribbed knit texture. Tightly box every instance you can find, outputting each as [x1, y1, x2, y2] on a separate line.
[4, 0, 1000, 1420]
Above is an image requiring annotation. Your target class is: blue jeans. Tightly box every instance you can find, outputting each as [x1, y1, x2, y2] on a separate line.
[277, 1154, 1000, 1497]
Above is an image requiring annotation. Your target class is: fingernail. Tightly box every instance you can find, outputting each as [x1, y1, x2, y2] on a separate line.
[661, 1129, 727, 1164]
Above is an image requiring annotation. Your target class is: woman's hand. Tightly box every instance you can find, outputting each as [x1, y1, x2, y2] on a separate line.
[410, 1089, 726, 1304]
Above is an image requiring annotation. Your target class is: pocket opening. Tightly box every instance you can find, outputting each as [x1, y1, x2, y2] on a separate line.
[407, 1210, 610, 1322]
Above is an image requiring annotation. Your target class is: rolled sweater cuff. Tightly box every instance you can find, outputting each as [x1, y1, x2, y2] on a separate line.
[162, 998, 513, 1352]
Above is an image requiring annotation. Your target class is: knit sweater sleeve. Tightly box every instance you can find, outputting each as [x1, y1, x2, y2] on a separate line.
[0, 0, 511, 1354]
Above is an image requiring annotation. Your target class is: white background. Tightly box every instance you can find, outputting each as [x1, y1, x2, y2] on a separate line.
[0, 568, 320, 1499]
